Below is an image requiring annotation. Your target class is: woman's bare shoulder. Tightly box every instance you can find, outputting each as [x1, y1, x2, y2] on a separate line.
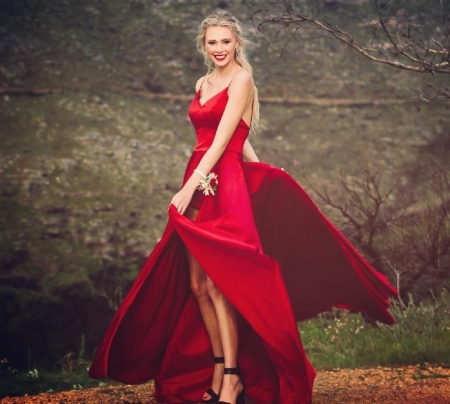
[195, 74, 213, 92]
[229, 69, 253, 94]
[195, 76, 205, 92]
[234, 68, 253, 83]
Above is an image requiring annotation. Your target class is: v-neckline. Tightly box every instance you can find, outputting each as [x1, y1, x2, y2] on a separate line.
[197, 86, 229, 108]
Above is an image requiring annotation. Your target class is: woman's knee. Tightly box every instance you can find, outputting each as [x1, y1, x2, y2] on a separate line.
[190, 275, 209, 300]
[206, 278, 223, 301]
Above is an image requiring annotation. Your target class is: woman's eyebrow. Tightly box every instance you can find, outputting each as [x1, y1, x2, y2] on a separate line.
[206, 38, 233, 41]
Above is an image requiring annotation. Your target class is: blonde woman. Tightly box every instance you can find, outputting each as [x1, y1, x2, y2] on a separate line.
[90, 9, 397, 404]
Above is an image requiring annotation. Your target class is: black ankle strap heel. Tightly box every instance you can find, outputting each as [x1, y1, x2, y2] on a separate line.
[218, 367, 245, 404]
[202, 357, 225, 403]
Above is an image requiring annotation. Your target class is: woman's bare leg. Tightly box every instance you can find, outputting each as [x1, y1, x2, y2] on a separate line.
[207, 280, 244, 403]
[185, 205, 224, 401]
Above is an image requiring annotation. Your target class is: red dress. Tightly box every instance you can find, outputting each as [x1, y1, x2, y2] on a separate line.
[89, 87, 397, 404]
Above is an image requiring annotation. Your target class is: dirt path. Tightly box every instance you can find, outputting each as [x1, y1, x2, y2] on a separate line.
[1, 366, 449, 404]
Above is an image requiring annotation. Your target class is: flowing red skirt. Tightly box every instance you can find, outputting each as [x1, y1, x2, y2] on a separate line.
[89, 152, 397, 404]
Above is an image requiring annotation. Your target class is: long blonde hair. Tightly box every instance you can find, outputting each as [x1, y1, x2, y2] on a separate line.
[196, 9, 259, 133]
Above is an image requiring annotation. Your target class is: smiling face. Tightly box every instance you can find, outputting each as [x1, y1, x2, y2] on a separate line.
[204, 26, 238, 68]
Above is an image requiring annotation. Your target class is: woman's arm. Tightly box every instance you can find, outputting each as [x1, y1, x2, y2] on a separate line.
[243, 139, 259, 162]
[194, 71, 253, 174]
[170, 70, 253, 214]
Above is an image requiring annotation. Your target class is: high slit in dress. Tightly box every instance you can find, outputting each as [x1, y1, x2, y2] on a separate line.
[89, 86, 397, 404]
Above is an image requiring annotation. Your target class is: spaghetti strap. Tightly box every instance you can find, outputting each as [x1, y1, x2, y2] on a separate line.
[198, 77, 206, 98]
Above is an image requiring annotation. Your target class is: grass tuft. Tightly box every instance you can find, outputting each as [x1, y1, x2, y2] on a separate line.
[0, 335, 116, 399]
[299, 291, 450, 369]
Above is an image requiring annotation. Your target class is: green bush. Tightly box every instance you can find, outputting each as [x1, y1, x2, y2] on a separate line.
[299, 292, 450, 369]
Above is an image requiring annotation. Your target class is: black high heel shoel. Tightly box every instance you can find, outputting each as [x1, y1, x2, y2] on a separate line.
[217, 367, 245, 404]
[203, 356, 225, 403]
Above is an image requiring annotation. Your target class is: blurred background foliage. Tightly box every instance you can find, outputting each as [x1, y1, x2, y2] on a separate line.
[0, 0, 449, 373]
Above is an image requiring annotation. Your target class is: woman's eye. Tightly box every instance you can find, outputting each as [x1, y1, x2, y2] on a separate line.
[224, 41, 231, 44]
[207, 42, 215, 45]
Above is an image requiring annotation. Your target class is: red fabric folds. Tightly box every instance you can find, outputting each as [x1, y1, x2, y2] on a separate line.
[89, 88, 397, 404]
[245, 162, 397, 325]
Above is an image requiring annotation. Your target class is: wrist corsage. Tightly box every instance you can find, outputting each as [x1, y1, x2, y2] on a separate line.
[194, 169, 219, 196]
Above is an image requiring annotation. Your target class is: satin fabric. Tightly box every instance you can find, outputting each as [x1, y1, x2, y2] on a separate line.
[89, 87, 397, 404]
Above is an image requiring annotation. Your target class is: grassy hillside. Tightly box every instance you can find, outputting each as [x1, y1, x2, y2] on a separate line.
[0, 0, 449, 369]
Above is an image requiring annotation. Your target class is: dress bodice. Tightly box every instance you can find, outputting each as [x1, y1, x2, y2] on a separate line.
[188, 87, 250, 154]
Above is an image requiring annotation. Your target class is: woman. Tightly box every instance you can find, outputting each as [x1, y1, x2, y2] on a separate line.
[89, 9, 397, 404]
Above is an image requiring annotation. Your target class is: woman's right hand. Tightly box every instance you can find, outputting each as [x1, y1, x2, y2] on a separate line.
[170, 174, 201, 215]
[170, 186, 195, 215]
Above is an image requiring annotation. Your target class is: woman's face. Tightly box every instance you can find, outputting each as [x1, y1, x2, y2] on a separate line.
[204, 26, 238, 68]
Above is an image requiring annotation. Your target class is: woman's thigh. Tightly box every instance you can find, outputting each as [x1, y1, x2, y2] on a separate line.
[185, 206, 207, 287]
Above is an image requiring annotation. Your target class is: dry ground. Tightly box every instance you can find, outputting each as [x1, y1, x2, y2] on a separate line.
[1, 365, 449, 404]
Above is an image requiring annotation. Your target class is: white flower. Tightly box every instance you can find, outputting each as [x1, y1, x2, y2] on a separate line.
[197, 172, 218, 196]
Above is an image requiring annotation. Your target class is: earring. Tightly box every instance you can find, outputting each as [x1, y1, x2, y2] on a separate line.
[235, 47, 239, 57]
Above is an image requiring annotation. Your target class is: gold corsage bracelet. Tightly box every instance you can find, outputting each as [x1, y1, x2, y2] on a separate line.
[194, 169, 218, 196]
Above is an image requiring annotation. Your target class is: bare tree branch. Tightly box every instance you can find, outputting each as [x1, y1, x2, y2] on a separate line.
[300, 159, 450, 297]
[254, 0, 450, 88]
